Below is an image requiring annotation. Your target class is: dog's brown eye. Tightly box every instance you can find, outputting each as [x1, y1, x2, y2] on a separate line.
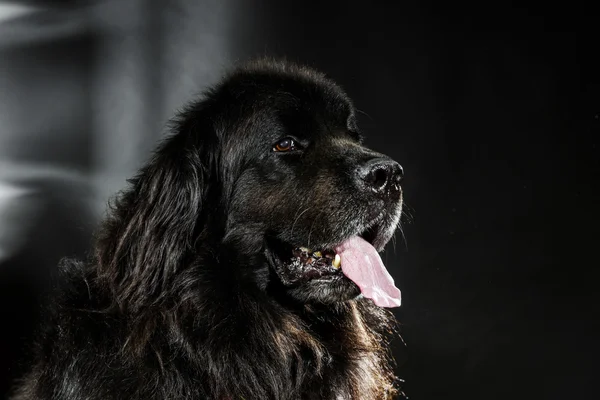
[273, 138, 296, 152]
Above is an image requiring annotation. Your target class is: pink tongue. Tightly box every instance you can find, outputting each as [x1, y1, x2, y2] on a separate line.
[334, 236, 401, 308]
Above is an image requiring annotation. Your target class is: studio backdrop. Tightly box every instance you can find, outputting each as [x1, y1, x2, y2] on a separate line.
[0, 1, 597, 399]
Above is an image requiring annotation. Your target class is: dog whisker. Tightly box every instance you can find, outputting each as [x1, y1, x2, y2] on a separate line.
[356, 108, 373, 121]
[397, 221, 408, 251]
[306, 212, 319, 249]
[291, 206, 311, 239]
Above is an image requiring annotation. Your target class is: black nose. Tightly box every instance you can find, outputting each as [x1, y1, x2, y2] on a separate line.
[358, 158, 404, 196]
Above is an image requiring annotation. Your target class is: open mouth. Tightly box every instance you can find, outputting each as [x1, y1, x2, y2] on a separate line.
[267, 240, 342, 284]
[269, 221, 381, 281]
[286, 222, 381, 273]
[266, 216, 401, 308]
[292, 247, 341, 271]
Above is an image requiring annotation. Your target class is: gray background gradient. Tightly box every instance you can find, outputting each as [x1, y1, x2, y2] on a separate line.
[1, 1, 598, 398]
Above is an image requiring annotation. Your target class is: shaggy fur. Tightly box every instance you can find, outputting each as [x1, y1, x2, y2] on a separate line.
[11, 59, 404, 399]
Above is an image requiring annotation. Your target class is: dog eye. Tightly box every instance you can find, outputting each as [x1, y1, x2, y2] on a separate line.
[273, 138, 297, 152]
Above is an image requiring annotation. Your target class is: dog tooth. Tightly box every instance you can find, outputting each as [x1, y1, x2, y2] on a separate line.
[299, 246, 311, 253]
[313, 251, 322, 258]
[332, 254, 341, 269]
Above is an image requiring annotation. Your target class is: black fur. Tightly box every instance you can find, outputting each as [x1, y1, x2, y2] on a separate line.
[12, 59, 404, 399]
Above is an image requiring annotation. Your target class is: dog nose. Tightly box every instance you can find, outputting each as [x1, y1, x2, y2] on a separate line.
[358, 158, 403, 196]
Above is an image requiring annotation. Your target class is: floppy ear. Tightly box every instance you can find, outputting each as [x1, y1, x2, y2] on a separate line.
[95, 104, 221, 311]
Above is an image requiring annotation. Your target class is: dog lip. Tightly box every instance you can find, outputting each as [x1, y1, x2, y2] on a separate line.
[290, 211, 389, 253]
[357, 207, 402, 252]
[266, 209, 392, 265]
[357, 212, 387, 244]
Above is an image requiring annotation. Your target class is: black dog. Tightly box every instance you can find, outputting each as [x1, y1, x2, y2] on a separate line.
[12, 59, 405, 399]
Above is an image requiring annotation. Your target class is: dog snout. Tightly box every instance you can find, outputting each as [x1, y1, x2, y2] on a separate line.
[358, 157, 403, 198]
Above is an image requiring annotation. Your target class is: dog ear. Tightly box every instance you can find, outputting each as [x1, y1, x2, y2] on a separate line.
[95, 103, 221, 311]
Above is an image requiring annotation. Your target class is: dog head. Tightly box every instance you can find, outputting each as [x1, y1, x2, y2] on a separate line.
[211, 61, 404, 307]
[98, 59, 403, 310]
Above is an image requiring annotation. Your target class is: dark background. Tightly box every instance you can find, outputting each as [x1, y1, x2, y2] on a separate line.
[0, 1, 598, 399]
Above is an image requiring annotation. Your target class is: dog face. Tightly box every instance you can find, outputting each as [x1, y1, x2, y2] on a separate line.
[213, 62, 403, 306]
